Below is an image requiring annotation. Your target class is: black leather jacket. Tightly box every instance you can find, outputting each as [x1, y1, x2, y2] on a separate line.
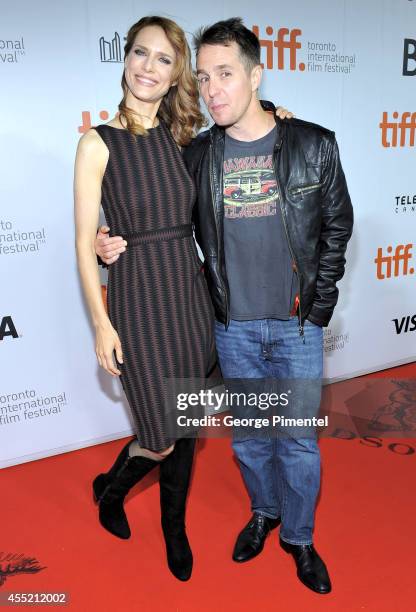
[184, 101, 353, 331]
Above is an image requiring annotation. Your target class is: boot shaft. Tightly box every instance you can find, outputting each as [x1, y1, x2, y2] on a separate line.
[159, 438, 196, 531]
[97, 439, 159, 504]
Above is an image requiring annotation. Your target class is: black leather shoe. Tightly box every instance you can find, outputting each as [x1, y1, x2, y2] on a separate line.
[232, 513, 280, 563]
[280, 539, 332, 594]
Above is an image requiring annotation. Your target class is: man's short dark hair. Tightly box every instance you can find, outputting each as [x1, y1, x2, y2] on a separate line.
[193, 17, 261, 72]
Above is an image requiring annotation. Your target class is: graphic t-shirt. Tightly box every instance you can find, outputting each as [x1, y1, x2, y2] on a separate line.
[223, 126, 297, 320]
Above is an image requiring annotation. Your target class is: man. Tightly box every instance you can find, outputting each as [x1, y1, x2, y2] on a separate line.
[96, 18, 353, 594]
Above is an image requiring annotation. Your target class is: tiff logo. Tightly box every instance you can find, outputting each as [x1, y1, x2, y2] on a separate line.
[374, 244, 414, 279]
[99, 32, 123, 63]
[252, 25, 305, 71]
[78, 110, 111, 134]
[403, 38, 416, 75]
[379, 112, 416, 147]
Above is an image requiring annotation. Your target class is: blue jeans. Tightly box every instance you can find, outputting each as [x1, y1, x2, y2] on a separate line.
[215, 317, 323, 545]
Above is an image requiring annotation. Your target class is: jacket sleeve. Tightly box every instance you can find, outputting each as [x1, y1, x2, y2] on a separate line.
[307, 135, 353, 327]
[183, 143, 204, 252]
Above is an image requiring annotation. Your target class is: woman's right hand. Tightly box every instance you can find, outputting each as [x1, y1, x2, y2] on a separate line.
[95, 323, 124, 376]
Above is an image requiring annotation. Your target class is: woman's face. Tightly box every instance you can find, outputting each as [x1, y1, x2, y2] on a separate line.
[124, 25, 177, 105]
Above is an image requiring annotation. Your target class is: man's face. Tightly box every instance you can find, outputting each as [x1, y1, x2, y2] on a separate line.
[196, 42, 259, 127]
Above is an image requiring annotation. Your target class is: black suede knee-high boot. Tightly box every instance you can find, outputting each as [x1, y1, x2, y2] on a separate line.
[159, 437, 196, 581]
[93, 440, 159, 539]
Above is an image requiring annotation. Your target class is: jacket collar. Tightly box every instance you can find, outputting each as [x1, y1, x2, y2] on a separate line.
[260, 100, 284, 148]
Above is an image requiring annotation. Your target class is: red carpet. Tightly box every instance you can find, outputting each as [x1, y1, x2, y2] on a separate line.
[1, 363, 414, 610]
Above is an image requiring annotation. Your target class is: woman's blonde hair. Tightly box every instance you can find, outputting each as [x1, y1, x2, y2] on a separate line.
[119, 16, 207, 146]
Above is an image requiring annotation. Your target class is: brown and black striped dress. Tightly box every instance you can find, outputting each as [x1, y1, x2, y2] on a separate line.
[94, 122, 215, 451]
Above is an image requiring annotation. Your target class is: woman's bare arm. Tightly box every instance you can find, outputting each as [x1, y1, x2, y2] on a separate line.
[74, 130, 123, 376]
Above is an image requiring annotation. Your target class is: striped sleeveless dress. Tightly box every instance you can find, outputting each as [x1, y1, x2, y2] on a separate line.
[94, 122, 215, 451]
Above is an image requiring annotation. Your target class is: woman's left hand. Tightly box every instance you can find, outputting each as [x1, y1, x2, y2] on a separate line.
[276, 106, 295, 119]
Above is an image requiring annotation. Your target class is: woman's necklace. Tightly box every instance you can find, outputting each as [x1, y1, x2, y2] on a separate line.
[135, 112, 159, 128]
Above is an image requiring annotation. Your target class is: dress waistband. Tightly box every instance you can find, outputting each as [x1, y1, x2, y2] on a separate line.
[122, 224, 193, 246]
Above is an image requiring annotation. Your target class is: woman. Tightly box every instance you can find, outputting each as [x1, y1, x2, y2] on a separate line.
[74, 16, 215, 582]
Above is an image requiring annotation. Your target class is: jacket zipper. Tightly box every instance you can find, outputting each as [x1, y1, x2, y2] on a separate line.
[209, 133, 230, 328]
[290, 182, 322, 196]
[273, 142, 305, 341]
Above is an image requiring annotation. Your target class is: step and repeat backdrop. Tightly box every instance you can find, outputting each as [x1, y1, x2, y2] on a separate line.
[1, 0, 415, 467]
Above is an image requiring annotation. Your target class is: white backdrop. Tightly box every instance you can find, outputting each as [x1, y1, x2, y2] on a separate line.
[1, 0, 415, 467]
